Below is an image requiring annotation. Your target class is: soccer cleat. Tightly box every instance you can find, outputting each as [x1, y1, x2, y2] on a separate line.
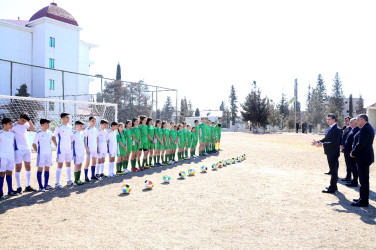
[204, 153, 209, 156]
[95, 174, 102, 180]
[100, 173, 107, 178]
[144, 166, 150, 169]
[131, 168, 139, 172]
[45, 185, 54, 190]
[85, 177, 91, 183]
[75, 180, 84, 186]
[55, 183, 63, 189]
[39, 188, 46, 192]
[0, 193, 4, 199]
[24, 186, 37, 192]
[124, 169, 131, 173]
[8, 190, 19, 196]
[67, 180, 75, 186]
[16, 187, 23, 195]
[169, 160, 174, 164]
[149, 164, 155, 168]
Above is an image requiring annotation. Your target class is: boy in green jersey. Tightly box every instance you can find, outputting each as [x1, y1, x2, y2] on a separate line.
[147, 118, 155, 167]
[139, 116, 149, 169]
[154, 120, 164, 167]
[116, 122, 127, 175]
[131, 118, 142, 172]
[191, 126, 199, 158]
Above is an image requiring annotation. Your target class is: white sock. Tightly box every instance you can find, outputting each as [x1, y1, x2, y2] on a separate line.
[101, 163, 104, 174]
[15, 171, 21, 188]
[109, 162, 114, 175]
[96, 164, 100, 175]
[66, 167, 71, 182]
[25, 171, 31, 187]
[56, 168, 62, 184]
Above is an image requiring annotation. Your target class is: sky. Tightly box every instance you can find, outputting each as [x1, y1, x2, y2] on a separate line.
[1, 0, 376, 111]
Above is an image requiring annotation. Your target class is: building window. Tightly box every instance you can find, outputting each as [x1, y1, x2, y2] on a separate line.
[49, 37, 55, 47]
[49, 58, 55, 69]
[49, 79, 55, 90]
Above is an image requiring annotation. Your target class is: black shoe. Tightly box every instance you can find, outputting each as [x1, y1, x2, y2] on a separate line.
[16, 187, 23, 194]
[24, 186, 36, 192]
[345, 183, 358, 187]
[324, 172, 332, 175]
[341, 178, 351, 182]
[322, 188, 336, 194]
[326, 186, 338, 191]
[353, 198, 360, 202]
[85, 177, 91, 183]
[0, 193, 4, 199]
[351, 201, 368, 207]
[8, 190, 19, 196]
[91, 176, 99, 180]
[100, 173, 107, 178]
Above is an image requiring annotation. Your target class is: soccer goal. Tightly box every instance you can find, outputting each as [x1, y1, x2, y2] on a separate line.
[0, 95, 117, 130]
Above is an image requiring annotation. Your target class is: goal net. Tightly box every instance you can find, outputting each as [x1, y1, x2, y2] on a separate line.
[0, 95, 117, 131]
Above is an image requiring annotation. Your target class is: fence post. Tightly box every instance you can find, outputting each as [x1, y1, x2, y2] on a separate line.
[10, 61, 13, 96]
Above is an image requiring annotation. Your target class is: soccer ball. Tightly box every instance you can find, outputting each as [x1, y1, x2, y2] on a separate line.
[227, 159, 231, 165]
[179, 170, 186, 179]
[144, 179, 154, 189]
[188, 168, 196, 176]
[222, 160, 227, 167]
[212, 163, 218, 170]
[200, 166, 208, 172]
[121, 183, 131, 194]
[242, 154, 246, 160]
[218, 162, 223, 168]
[163, 175, 171, 183]
[237, 157, 241, 162]
[231, 158, 236, 164]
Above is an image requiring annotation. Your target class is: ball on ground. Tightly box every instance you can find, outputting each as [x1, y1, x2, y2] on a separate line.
[201, 166, 208, 172]
[188, 168, 196, 176]
[144, 179, 154, 189]
[121, 183, 131, 194]
[163, 175, 171, 183]
[179, 170, 186, 178]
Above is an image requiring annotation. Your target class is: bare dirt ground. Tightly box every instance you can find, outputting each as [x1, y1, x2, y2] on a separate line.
[1, 132, 375, 249]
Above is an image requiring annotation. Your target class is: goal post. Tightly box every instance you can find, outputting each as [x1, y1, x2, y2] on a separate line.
[0, 95, 118, 130]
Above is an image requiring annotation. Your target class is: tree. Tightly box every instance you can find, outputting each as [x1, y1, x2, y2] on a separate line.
[277, 93, 289, 129]
[9, 84, 40, 123]
[327, 72, 345, 125]
[349, 94, 353, 117]
[195, 108, 200, 117]
[116, 63, 121, 80]
[219, 101, 225, 111]
[15, 83, 30, 97]
[306, 74, 328, 128]
[179, 97, 189, 123]
[188, 100, 194, 117]
[267, 99, 281, 130]
[356, 95, 366, 114]
[229, 85, 238, 124]
[241, 81, 269, 129]
[160, 96, 175, 121]
[222, 106, 231, 128]
[156, 109, 161, 119]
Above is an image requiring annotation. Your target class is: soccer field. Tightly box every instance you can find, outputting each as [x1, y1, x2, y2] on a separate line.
[1, 132, 375, 249]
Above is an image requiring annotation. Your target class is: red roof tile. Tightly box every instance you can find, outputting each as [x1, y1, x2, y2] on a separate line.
[29, 2, 78, 26]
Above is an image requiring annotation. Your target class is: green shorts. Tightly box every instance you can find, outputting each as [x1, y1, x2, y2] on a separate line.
[132, 140, 140, 152]
[191, 140, 198, 149]
[126, 142, 132, 154]
[141, 142, 149, 150]
[200, 136, 206, 143]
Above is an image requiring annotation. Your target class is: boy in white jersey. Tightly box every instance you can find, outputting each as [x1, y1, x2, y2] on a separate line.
[32, 119, 53, 192]
[97, 119, 109, 178]
[0, 118, 19, 198]
[52, 112, 73, 188]
[72, 120, 85, 185]
[107, 121, 119, 178]
[12, 112, 36, 194]
[84, 116, 99, 182]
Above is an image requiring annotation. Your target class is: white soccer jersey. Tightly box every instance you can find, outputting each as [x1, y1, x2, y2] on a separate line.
[33, 130, 52, 155]
[53, 124, 72, 154]
[107, 130, 118, 154]
[84, 126, 98, 150]
[11, 122, 30, 150]
[0, 130, 15, 158]
[72, 131, 85, 157]
[97, 129, 108, 154]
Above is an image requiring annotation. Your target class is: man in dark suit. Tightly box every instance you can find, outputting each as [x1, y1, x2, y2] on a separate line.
[343, 118, 359, 187]
[312, 114, 342, 193]
[350, 114, 375, 207]
[340, 116, 352, 181]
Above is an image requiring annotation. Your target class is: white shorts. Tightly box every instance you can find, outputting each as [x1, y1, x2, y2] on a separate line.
[86, 147, 98, 159]
[108, 153, 116, 158]
[74, 156, 84, 165]
[97, 153, 107, 158]
[56, 153, 73, 163]
[0, 157, 15, 172]
[15, 149, 31, 164]
[37, 154, 52, 167]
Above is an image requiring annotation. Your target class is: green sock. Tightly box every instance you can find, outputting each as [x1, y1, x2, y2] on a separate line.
[138, 160, 141, 168]
[124, 160, 128, 169]
[154, 156, 157, 164]
[157, 155, 160, 163]
[131, 159, 135, 169]
[149, 157, 153, 165]
[78, 171, 81, 181]
[74, 172, 78, 181]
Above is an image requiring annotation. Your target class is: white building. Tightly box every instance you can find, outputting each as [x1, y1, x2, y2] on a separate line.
[0, 2, 96, 101]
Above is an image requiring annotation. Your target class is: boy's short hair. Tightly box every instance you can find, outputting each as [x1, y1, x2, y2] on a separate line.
[75, 120, 84, 126]
[40, 118, 51, 125]
[89, 116, 96, 121]
[100, 119, 109, 125]
[111, 121, 119, 126]
[19, 112, 30, 121]
[60, 112, 70, 118]
[2, 117, 12, 125]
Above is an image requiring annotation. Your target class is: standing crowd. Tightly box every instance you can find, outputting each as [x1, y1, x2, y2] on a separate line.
[0, 112, 222, 198]
[312, 113, 375, 207]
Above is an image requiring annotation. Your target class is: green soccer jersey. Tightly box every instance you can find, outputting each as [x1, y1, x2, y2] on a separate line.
[131, 127, 141, 141]
[170, 129, 177, 141]
[178, 130, 185, 147]
[140, 124, 148, 144]
[162, 128, 170, 145]
[148, 125, 155, 142]
[187, 131, 192, 147]
[155, 127, 163, 144]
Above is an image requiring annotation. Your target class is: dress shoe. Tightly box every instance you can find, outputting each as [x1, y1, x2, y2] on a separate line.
[326, 186, 338, 191]
[341, 178, 351, 182]
[345, 183, 358, 187]
[351, 201, 368, 207]
[353, 198, 360, 202]
[324, 172, 332, 175]
[322, 188, 336, 194]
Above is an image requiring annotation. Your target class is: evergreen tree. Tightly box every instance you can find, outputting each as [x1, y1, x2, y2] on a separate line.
[229, 85, 238, 124]
[222, 106, 231, 128]
[241, 81, 269, 129]
[267, 99, 281, 130]
[160, 96, 175, 121]
[277, 93, 289, 129]
[12, 84, 39, 123]
[195, 108, 200, 117]
[306, 84, 312, 107]
[327, 72, 345, 125]
[356, 95, 366, 114]
[349, 94, 353, 117]
[219, 101, 225, 111]
[188, 100, 194, 117]
[116, 63, 121, 80]
[307, 74, 328, 128]
[15, 83, 30, 97]
[156, 109, 161, 119]
[179, 97, 189, 123]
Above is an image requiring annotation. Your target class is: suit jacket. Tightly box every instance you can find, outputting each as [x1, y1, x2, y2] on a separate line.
[320, 124, 342, 156]
[351, 123, 375, 166]
[344, 126, 359, 154]
[341, 126, 352, 146]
